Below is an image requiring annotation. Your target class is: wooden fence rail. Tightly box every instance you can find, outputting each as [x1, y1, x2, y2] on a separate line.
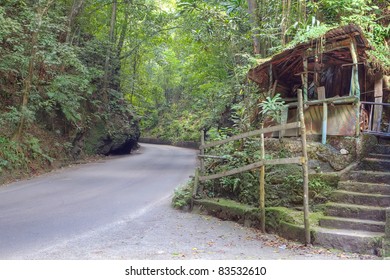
[194, 90, 311, 245]
[200, 122, 301, 149]
[199, 157, 303, 181]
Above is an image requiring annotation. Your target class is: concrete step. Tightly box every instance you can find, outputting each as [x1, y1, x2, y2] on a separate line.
[331, 190, 390, 207]
[378, 138, 390, 145]
[313, 227, 384, 255]
[369, 153, 390, 160]
[338, 181, 390, 195]
[319, 216, 385, 233]
[324, 202, 386, 221]
[359, 158, 390, 172]
[348, 171, 390, 184]
[372, 145, 390, 155]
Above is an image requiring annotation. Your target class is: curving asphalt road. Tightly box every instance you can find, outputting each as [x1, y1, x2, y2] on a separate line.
[0, 143, 375, 260]
[0, 144, 197, 259]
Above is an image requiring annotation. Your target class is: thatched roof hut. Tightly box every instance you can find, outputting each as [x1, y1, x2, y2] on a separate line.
[248, 24, 389, 138]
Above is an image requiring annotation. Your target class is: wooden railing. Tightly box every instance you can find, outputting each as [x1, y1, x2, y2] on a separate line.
[361, 101, 390, 137]
[286, 96, 360, 144]
[194, 90, 311, 245]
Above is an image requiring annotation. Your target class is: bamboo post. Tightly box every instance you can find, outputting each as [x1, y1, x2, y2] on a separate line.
[349, 40, 361, 98]
[279, 107, 288, 139]
[268, 64, 273, 96]
[259, 123, 266, 233]
[200, 130, 205, 173]
[372, 73, 383, 132]
[198, 130, 206, 196]
[191, 168, 200, 209]
[322, 102, 328, 144]
[355, 101, 361, 137]
[302, 57, 308, 103]
[349, 40, 361, 137]
[297, 89, 311, 245]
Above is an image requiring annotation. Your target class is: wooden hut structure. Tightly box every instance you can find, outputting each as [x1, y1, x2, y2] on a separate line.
[248, 24, 390, 142]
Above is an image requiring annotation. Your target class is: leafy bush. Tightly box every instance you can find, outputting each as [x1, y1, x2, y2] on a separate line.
[0, 136, 53, 176]
[172, 182, 194, 209]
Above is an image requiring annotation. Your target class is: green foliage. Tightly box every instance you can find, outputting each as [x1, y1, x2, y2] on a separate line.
[172, 182, 194, 209]
[258, 93, 286, 123]
[0, 137, 27, 173]
[0, 136, 52, 175]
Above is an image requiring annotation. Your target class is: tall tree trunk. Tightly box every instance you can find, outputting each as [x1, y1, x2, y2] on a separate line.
[131, 53, 139, 105]
[102, 0, 117, 104]
[117, 0, 131, 59]
[281, 0, 291, 47]
[66, 0, 85, 44]
[247, 0, 261, 55]
[13, 0, 54, 141]
[112, 0, 131, 94]
[298, 0, 306, 24]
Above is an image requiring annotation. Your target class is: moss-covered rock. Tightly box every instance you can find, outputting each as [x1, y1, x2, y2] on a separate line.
[84, 111, 140, 155]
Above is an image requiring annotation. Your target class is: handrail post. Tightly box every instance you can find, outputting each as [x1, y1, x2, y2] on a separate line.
[197, 130, 206, 197]
[298, 89, 311, 245]
[322, 102, 328, 144]
[259, 123, 266, 233]
[200, 130, 205, 173]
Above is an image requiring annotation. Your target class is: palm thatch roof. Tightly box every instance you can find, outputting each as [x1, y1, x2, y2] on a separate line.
[248, 24, 388, 96]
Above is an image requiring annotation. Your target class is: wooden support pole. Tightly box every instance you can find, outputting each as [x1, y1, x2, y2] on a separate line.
[349, 40, 361, 98]
[268, 64, 273, 96]
[191, 168, 200, 208]
[298, 89, 311, 245]
[322, 102, 328, 144]
[198, 130, 206, 196]
[279, 107, 288, 138]
[200, 130, 205, 173]
[302, 57, 308, 103]
[373, 73, 384, 132]
[259, 123, 266, 233]
[355, 101, 361, 137]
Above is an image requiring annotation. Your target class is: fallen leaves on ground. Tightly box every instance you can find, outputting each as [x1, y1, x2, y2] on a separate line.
[248, 229, 377, 259]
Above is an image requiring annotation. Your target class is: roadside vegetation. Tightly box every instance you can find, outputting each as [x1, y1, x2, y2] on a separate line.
[1, 0, 388, 191]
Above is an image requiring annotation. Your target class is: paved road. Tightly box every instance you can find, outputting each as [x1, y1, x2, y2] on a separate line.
[0, 143, 375, 260]
[0, 144, 196, 259]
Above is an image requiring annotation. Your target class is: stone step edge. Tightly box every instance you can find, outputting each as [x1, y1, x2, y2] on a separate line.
[320, 216, 386, 226]
[326, 202, 387, 211]
[312, 227, 384, 255]
[369, 153, 390, 158]
[350, 170, 390, 176]
[332, 190, 390, 199]
[338, 181, 390, 188]
[363, 158, 390, 163]
[313, 226, 385, 238]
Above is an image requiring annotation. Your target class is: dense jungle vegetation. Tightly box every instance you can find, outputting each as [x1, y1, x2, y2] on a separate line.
[0, 0, 389, 184]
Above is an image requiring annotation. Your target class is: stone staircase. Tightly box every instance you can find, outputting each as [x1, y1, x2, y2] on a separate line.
[314, 143, 390, 255]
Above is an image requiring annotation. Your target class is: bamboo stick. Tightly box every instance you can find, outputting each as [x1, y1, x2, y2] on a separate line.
[322, 102, 328, 144]
[199, 157, 302, 181]
[198, 130, 206, 197]
[259, 123, 266, 233]
[298, 89, 311, 245]
[201, 122, 300, 149]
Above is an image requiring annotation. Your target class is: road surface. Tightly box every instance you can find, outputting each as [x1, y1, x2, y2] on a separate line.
[0, 144, 375, 260]
[0, 144, 196, 259]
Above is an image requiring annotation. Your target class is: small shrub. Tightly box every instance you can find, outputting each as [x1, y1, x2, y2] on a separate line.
[172, 181, 193, 209]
